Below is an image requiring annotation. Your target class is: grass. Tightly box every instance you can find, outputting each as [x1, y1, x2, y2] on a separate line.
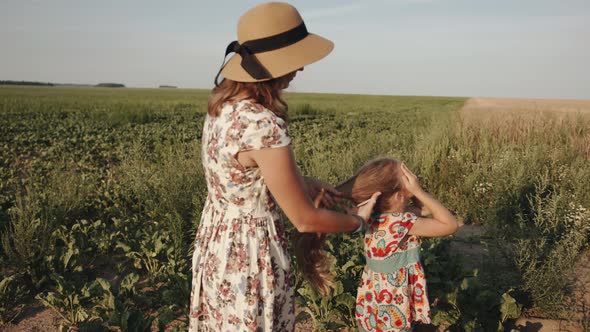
[0, 86, 588, 329]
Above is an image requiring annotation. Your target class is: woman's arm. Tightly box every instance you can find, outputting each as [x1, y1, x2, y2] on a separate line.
[400, 163, 459, 237]
[241, 146, 379, 233]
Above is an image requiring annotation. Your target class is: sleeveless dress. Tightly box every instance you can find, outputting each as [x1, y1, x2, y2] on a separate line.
[355, 212, 431, 332]
[189, 100, 295, 331]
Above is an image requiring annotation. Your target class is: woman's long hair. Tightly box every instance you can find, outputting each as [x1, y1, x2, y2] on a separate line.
[295, 158, 403, 295]
[208, 77, 290, 119]
[294, 190, 333, 295]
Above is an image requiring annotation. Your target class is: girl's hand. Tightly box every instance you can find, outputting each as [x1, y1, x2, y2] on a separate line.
[305, 176, 343, 208]
[345, 192, 382, 221]
[400, 163, 423, 195]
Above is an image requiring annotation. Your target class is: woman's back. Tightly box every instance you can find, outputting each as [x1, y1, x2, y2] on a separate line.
[191, 99, 294, 331]
[201, 100, 290, 212]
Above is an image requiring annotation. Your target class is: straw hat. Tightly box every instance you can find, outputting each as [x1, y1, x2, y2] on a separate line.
[215, 2, 334, 85]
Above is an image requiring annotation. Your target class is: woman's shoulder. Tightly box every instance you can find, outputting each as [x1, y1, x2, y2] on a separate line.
[232, 101, 288, 132]
[223, 99, 275, 118]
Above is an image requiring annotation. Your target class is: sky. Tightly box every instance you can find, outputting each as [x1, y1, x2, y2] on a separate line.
[1, 0, 589, 99]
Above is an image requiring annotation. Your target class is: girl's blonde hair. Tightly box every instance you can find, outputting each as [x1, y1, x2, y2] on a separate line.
[207, 77, 290, 119]
[295, 158, 404, 295]
[350, 158, 403, 210]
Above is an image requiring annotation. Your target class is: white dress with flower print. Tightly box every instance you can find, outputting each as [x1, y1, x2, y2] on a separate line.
[189, 100, 294, 331]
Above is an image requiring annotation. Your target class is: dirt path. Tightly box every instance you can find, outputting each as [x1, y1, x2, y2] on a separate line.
[462, 97, 590, 114]
[449, 224, 590, 331]
[449, 224, 489, 271]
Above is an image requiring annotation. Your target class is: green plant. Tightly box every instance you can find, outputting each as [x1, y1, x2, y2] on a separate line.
[512, 179, 590, 315]
[296, 276, 356, 331]
[123, 223, 175, 280]
[36, 276, 106, 327]
[0, 273, 29, 324]
[2, 86, 589, 329]
[1, 191, 52, 287]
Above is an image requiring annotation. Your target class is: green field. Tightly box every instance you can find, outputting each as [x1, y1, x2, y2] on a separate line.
[1, 86, 589, 330]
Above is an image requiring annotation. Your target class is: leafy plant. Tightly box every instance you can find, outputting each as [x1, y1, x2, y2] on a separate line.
[0, 273, 29, 324]
[296, 276, 356, 331]
[36, 275, 104, 327]
[1, 191, 52, 287]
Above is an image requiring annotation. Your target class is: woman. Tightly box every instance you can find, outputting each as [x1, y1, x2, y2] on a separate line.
[190, 2, 380, 331]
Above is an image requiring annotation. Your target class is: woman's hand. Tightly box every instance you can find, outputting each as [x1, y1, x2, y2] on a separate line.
[400, 163, 424, 196]
[304, 176, 343, 208]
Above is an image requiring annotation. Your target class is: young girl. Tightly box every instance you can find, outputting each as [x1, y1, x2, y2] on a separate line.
[348, 158, 459, 331]
[295, 158, 458, 330]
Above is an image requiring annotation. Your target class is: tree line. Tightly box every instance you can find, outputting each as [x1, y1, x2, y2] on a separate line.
[1, 81, 126, 88]
[0, 80, 54, 86]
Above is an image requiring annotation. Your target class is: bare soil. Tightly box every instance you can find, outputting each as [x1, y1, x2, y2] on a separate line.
[1, 306, 61, 332]
[448, 224, 489, 271]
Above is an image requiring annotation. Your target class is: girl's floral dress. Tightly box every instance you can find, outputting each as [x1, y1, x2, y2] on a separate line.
[190, 100, 294, 331]
[355, 212, 431, 332]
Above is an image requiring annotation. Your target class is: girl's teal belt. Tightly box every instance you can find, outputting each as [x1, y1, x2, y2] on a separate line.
[365, 247, 420, 273]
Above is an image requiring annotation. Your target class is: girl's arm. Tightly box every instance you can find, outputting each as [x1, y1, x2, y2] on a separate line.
[411, 196, 431, 216]
[240, 146, 380, 233]
[409, 191, 458, 237]
[400, 163, 459, 237]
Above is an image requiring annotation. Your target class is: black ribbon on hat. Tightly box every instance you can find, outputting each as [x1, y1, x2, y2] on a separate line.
[214, 22, 308, 86]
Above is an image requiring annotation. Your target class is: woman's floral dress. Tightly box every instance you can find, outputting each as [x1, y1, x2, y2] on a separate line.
[190, 100, 294, 331]
[355, 212, 431, 332]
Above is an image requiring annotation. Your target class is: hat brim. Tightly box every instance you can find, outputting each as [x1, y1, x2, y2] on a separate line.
[221, 33, 334, 83]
